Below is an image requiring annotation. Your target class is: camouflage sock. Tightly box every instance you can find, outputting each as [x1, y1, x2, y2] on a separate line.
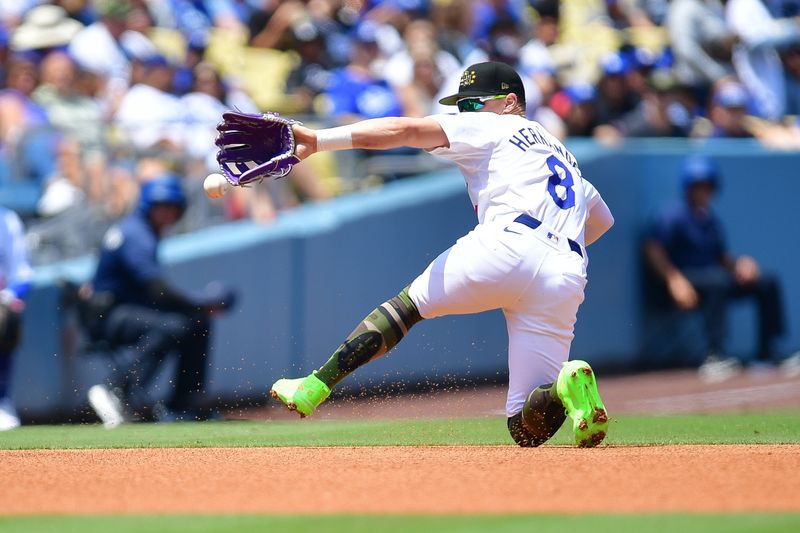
[315, 286, 423, 388]
[507, 383, 567, 447]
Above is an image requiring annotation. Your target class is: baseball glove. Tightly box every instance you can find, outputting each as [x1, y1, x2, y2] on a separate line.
[215, 111, 301, 186]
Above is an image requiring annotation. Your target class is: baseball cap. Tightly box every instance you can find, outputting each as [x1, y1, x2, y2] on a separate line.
[564, 82, 596, 104]
[629, 47, 656, 71]
[139, 173, 187, 214]
[600, 52, 629, 77]
[681, 155, 720, 191]
[139, 53, 170, 68]
[353, 20, 380, 44]
[439, 61, 526, 106]
[713, 83, 749, 108]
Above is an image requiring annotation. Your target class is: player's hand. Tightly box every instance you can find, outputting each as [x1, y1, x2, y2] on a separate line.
[667, 273, 699, 310]
[292, 124, 317, 161]
[734, 255, 760, 285]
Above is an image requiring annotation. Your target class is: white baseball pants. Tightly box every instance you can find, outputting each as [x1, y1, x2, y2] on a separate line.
[408, 218, 587, 417]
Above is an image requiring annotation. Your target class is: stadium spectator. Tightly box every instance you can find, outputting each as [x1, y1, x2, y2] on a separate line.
[323, 21, 404, 123]
[0, 205, 32, 431]
[469, 0, 528, 44]
[693, 80, 755, 138]
[182, 61, 258, 168]
[396, 43, 445, 118]
[0, 52, 48, 145]
[595, 69, 694, 141]
[783, 43, 800, 115]
[0, 25, 9, 88]
[172, 33, 208, 96]
[623, 47, 660, 99]
[284, 17, 335, 114]
[518, 0, 559, 103]
[32, 50, 104, 151]
[147, 0, 247, 38]
[248, 0, 306, 50]
[551, 83, 599, 137]
[113, 54, 186, 151]
[67, 0, 158, 115]
[594, 52, 641, 126]
[431, 0, 480, 64]
[383, 18, 460, 93]
[0, 52, 59, 187]
[725, 0, 800, 121]
[384, 19, 455, 116]
[643, 155, 791, 381]
[666, 0, 735, 91]
[606, 0, 664, 27]
[86, 173, 235, 427]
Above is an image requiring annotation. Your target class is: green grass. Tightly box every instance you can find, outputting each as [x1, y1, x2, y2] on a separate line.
[1, 514, 799, 533]
[2, 411, 800, 450]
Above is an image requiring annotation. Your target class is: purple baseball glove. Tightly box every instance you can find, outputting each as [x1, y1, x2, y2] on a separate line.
[215, 111, 301, 186]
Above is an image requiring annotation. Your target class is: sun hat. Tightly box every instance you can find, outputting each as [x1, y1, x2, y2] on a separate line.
[10, 5, 83, 52]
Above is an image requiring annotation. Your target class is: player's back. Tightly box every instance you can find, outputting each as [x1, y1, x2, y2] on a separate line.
[429, 112, 598, 245]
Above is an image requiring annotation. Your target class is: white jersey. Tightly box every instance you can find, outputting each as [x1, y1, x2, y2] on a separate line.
[428, 112, 601, 247]
[0, 207, 32, 292]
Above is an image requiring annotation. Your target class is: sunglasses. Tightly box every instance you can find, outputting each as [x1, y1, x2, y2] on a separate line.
[457, 94, 507, 112]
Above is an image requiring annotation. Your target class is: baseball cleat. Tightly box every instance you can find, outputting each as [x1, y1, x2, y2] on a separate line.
[87, 384, 126, 429]
[269, 372, 331, 418]
[556, 360, 609, 447]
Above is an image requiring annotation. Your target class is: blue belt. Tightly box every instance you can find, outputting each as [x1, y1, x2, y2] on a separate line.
[514, 214, 584, 258]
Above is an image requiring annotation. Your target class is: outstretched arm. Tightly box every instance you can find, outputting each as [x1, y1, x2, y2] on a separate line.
[292, 117, 449, 160]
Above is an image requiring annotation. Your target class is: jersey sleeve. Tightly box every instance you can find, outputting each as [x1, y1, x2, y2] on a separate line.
[426, 113, 496, 162]
[582, 178, 602, 209]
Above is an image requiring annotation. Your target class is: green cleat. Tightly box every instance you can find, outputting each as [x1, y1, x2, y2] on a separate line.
[555, 360, 609, 447]
[270, 372, 331, 418]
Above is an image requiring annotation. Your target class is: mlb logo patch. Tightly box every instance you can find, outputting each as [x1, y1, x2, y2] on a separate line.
[547, 232, 560, 243]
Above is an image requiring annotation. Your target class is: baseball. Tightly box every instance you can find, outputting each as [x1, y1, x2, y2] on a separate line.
[203, 173, 230, 199]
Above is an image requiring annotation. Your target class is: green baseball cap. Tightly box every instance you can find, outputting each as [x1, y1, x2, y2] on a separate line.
[439, 61, 526, 106]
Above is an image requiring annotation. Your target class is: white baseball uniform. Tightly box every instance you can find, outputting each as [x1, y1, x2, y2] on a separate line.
[407, 112, 611, 417]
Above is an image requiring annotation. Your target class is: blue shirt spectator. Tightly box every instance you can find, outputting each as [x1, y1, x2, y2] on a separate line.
[649, 196, 727, 270]
[325, 68, 403, 120]
[324, 21, 404, 121]
[92, 201, 162, 307]
[644, 155, 788, 372]
[88, 174, 235, 425]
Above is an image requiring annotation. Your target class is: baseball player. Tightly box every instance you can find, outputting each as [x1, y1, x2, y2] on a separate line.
[270, 61, 614, 447]
[0, 206, 32, 431]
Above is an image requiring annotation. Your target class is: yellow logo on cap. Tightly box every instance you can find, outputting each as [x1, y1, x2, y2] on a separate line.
[460, 70, 476, 87]
[501, 82, 509, 90]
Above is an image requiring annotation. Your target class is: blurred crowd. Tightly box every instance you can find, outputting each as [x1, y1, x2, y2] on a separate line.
[1, 0, 800, 265]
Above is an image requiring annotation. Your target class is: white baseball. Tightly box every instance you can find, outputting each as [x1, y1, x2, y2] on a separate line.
[204, 173, 230, 199]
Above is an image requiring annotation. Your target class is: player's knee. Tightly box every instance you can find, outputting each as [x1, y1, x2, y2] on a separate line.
[391, 286, 423, 328]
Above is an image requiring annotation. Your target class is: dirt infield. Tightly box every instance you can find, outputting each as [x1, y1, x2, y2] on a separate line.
[3, 368, 799, 515]
[2, 445, 799, 514]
